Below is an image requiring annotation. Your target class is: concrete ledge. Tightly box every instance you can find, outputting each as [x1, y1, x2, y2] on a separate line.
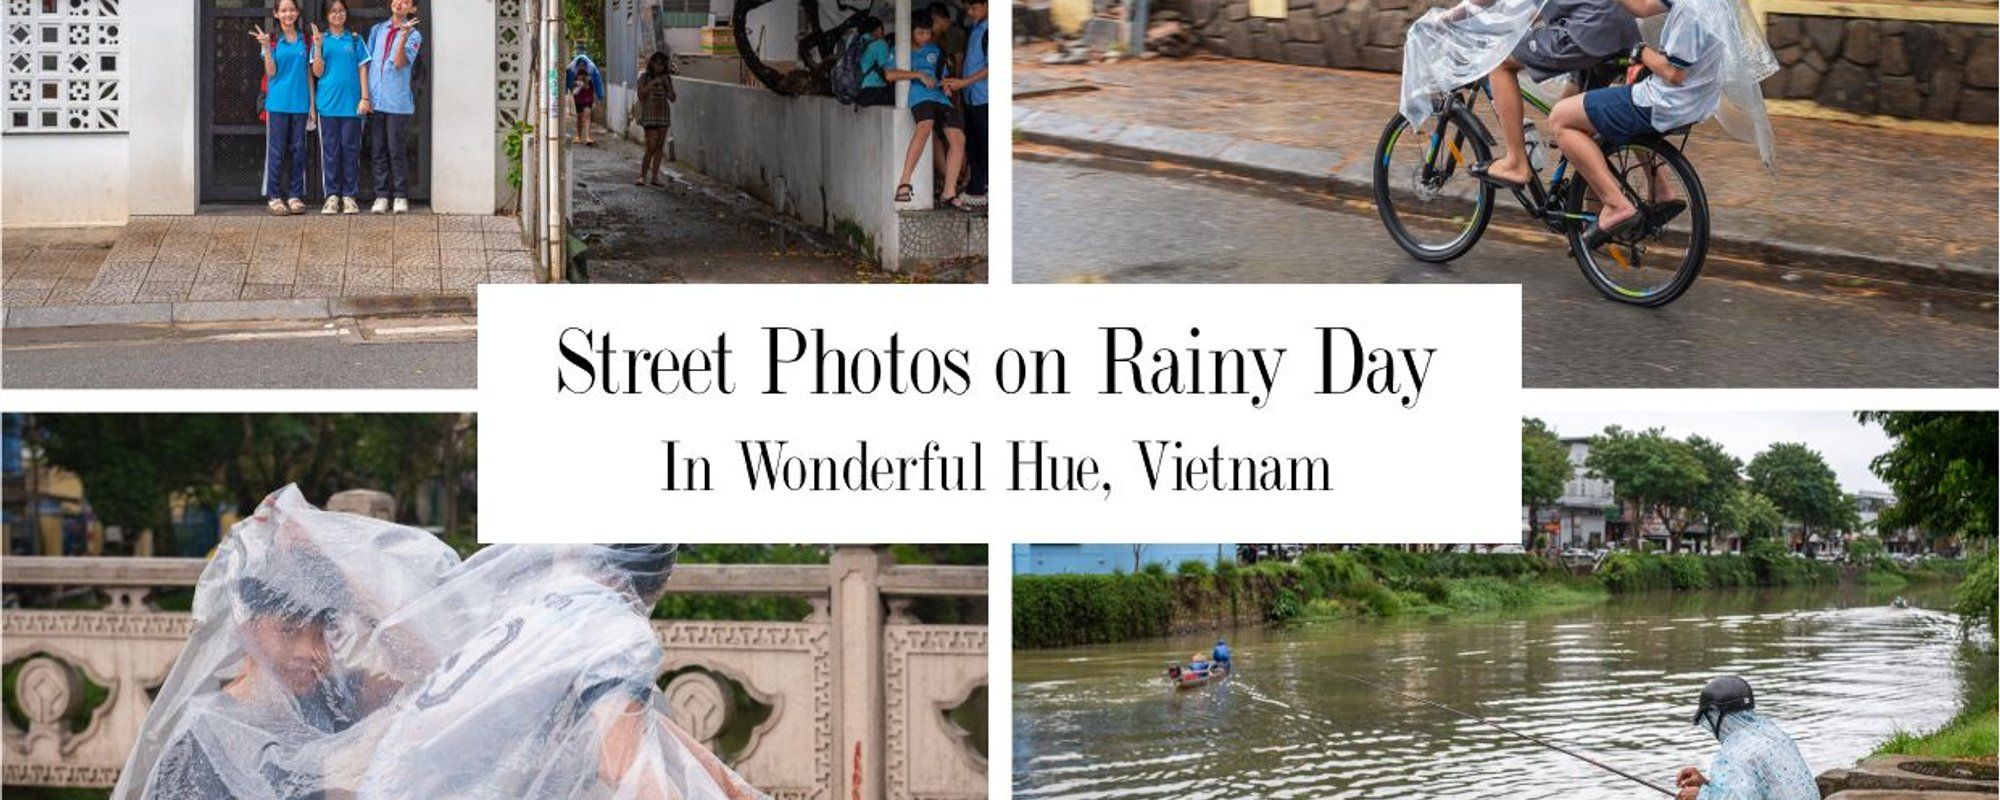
[173, 298, 330, 323]
[1015, 107, 1999, 295]
[4, 294, 475, 330]
[5, 303, 173, 329]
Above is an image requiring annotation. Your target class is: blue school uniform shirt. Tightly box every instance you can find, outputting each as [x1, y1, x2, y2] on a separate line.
[859, 37, 892, 90]
[367, 20, 423, 114]
[266, 33, 312, 115]
[906, 42, 950, 107]
[315, 31, 370, 117]
[963, 19, 988, 105]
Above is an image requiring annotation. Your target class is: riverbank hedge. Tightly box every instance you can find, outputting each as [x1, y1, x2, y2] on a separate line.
[1877, 686, 1998, 760]
[1596, 544, 1840, 593]
[1014, 548, 1583, 648]
[1016, 548, 1984, 649]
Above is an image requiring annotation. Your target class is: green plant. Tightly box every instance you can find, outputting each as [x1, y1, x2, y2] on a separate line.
[504, 120, 534, 190]
[1176, 559, 1210, 577]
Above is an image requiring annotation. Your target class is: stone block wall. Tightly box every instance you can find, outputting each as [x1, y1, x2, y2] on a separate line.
[1761, 16, 1997, 123]
[1162, 0, 1999, 123]
[1174, 0, 1456, 71]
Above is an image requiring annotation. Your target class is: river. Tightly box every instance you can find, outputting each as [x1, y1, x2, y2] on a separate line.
[1013, 584, 1993, 799]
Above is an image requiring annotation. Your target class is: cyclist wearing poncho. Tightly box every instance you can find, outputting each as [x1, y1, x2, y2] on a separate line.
[1546, 0, 1775, 246]
[1673, 676, 1817, 800]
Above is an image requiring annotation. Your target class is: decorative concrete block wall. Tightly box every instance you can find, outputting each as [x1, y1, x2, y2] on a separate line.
[1761, 16, 1997, 123]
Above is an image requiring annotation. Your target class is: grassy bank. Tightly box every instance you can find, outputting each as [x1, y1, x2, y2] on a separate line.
[1015, 547, 1977, 649]
[1014, 548, 1598, 648]
[1877, 686, 1998, 760]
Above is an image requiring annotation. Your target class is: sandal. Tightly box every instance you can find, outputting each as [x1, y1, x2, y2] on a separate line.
[1642, 199, 1688, 231]
[1468, 160, 1527, 190]
[649, 179, 666, 187]
[894, 183, 913, 203]
[635, 177, 646, 186]
[940, 195, 972, 212]
[1581, 211, 1643, 250]
[267, 198, 290, 216]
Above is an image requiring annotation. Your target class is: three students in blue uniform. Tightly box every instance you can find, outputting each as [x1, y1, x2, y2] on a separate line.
[255, 0, 421, 216]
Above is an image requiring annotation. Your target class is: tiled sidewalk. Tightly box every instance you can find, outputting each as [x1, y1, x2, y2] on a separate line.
[3, 213, 533, 309]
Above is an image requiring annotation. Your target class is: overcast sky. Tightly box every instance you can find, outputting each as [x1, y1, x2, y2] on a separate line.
[1531, 411, 1891, 494]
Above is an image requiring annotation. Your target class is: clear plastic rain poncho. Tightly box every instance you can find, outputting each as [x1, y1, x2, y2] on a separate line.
[113, 487, 770, 800]
[1399, 0, 1779, 170]
[1695, 711, 1819, 800]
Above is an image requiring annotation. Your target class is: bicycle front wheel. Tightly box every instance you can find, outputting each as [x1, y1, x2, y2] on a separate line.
[1563, 137, 1709, 307]
[1372, 109, 1496, 263]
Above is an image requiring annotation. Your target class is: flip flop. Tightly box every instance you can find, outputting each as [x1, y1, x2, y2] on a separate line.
[1467, 160, 1527, 190]
[1642, 199, 1688, 231]
[1582, 211, 1644, 250]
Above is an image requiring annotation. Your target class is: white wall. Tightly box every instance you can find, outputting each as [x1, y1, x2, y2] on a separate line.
[671, 78, 917, 269]
[125, 0, 197, 214]
[2, 135, 129, 227]
[433, 0, 498, 214]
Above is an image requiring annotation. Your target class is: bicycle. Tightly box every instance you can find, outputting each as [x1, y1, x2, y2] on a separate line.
[1371, 61, 1710, 307]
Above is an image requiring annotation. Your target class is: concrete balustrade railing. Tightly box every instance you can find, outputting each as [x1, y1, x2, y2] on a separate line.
[1, 546, 988, 800]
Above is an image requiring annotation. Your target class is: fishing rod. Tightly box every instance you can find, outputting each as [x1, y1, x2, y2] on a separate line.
[1327, 671, 1677, 796]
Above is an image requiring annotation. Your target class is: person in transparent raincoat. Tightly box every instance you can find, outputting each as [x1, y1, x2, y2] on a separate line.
[1673, 676, 1817, 800]
[353, 543, 769, 800]
[111, 486, 462, 800]
[1400, 0, 1776, 240]
[1544, 0, 1778, 246]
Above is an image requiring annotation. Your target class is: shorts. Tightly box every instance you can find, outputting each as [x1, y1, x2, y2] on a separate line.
[910, 100, 962, 129]
[1510, 26, 1600, 82]
[1582, 85, 1656, 146]
[857, 85, 894, 107]
[574, 96, 594, 116]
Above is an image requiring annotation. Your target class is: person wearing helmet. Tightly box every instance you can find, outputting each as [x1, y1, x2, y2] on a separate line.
[1674, 676, 1817, 800]
[1211, 638, 1233, 669]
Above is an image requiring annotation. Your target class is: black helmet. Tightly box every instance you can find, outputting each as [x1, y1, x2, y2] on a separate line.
[602, 543, 680, 606]
[1692, 675, 1754, 738]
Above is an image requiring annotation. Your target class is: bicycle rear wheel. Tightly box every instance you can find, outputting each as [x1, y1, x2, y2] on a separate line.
[1372, 108, 1496, 263]
[1563, 137, 1709, 307]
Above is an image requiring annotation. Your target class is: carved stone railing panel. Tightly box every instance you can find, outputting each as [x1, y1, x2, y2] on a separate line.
[884, 624, 988, 800]
[0, 549, 986, 800]
[2, 610, 191, 787]
[655, 619, 835, 800]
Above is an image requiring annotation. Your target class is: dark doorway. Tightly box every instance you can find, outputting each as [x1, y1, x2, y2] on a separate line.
[199, 0, 431, 203]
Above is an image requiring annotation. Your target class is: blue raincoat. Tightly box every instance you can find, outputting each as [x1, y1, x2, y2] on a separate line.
[1696, 711, 1817, 800]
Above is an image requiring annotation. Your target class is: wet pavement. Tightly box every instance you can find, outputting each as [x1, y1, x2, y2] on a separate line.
[570, 135, 916, 283]
[1014, 48, 2000, 285]
[1, 212, 529, 311]
[1015, 156, 1999, 388]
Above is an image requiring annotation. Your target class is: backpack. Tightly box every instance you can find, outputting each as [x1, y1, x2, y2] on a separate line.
[832, 31, 875, 106]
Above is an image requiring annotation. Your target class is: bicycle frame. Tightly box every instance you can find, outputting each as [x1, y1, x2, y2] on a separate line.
[1433, 83, 1599, 234]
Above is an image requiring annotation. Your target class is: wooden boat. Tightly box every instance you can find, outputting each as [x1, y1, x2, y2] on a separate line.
[1166, 664, 1229, 689]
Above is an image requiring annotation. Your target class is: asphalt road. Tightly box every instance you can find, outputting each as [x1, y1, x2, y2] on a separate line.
[4, 317, 477, 389]
[1015, 157, 1998, 388]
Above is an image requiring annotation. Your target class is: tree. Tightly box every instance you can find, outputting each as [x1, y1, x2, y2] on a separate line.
[31, 414, 477, 553]
[1858, 412, 1998, 543]
[1717, 489, 1784, 549]
[1586, 427, 1705, 550]
[1522, 418, 1573, 550]
[1746, 442, 1847, 551]
[1683, 435, 1742, 552]
[36, 415, 242, 553]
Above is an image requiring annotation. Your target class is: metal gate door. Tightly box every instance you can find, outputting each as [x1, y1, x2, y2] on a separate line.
[199, 0, 432, 204]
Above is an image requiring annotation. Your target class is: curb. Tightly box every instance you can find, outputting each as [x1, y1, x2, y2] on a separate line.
[1014, 108, 1998, 296]
[3, 293, 478, 330]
